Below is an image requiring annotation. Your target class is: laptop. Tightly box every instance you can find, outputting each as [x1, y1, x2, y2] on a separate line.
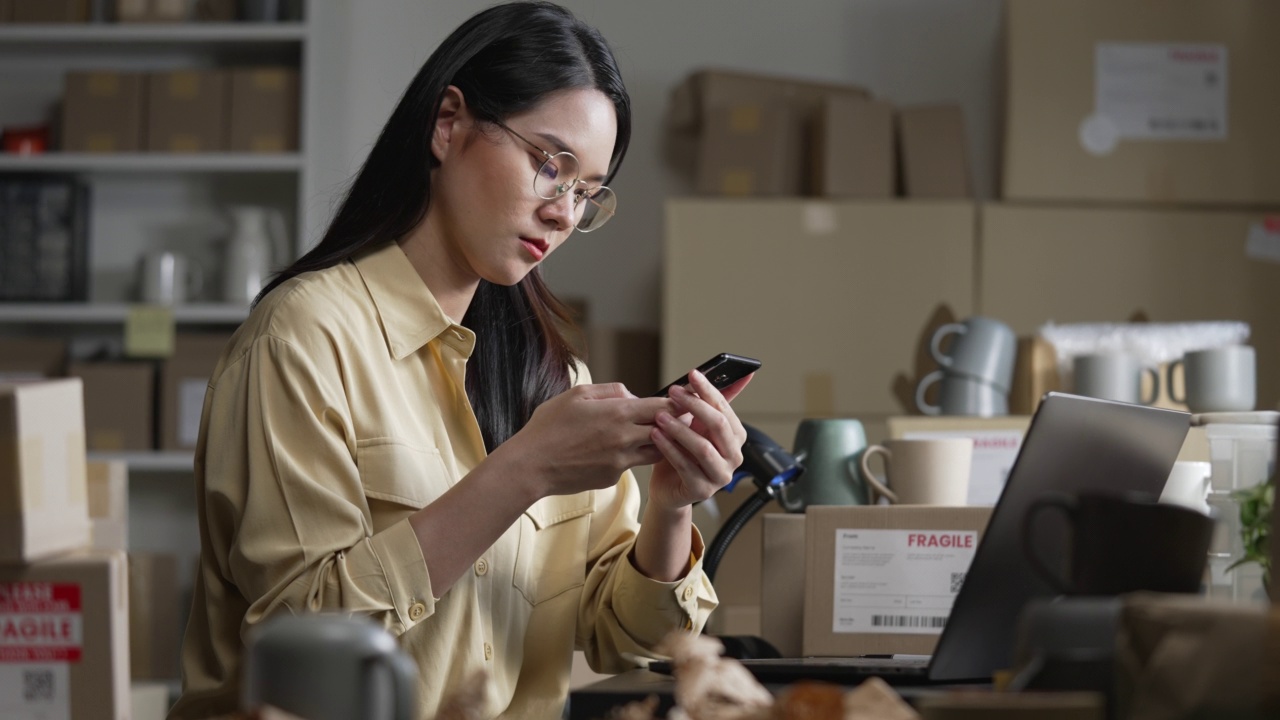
[654, 392, 1191, 686]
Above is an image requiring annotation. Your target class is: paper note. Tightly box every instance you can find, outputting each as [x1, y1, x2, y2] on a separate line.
[125, 306, 175, 358]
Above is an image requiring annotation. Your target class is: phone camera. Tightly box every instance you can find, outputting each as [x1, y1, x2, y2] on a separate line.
[714, 373, 729, 385]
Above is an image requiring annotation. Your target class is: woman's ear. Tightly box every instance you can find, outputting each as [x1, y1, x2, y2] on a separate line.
[431, 85, 467, 163]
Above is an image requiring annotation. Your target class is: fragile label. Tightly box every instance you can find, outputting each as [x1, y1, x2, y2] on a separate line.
[833, 529, 978, 635]
[0, 583, 81, 720]
[1093, 43, 1228, 143]
[900, 430, 1023, 506]
[1245, 219, 1280, 265]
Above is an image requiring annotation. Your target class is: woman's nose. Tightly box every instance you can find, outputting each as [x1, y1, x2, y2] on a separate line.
[538, 190, 577, 232]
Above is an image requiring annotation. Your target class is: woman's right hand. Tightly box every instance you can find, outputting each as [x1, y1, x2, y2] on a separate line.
[499, 383, 676, 499]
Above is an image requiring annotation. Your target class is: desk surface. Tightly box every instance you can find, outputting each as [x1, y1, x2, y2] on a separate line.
[567, 669, 979, 720]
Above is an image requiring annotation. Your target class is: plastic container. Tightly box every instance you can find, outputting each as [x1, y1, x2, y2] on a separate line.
[1198, 414, 1276, 603]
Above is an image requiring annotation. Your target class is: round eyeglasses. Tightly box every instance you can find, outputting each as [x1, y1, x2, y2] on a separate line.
[497, 122, 617, 233]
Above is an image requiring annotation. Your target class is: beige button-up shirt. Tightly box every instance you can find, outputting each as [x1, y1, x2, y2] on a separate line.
[169, 242, 718, 720]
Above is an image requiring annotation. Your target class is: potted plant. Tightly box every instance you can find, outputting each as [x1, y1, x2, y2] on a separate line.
[1228, 479, 1274, 599]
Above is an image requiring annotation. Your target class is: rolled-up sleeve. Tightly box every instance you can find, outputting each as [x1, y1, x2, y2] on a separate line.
[574, 470, 719, 672]
[203, 334, 434, 639]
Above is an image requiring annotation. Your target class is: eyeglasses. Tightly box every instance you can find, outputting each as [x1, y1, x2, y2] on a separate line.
[495, 121, 617, 233]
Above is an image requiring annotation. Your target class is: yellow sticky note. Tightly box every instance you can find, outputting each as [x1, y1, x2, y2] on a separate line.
[125, 305, 175, 358]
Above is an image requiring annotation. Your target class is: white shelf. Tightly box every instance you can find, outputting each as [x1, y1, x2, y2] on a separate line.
[0, 303, 248, 324]
[0, 22, 307, 45]
[0, 153, 303, 173]
[88, 450, 194, 473]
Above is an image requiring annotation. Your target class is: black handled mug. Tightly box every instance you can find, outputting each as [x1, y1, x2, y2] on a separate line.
[1022, 491, 1213, 596]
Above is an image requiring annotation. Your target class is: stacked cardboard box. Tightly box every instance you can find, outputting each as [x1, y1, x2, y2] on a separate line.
[61, 72, 146, 153]
[67, 361, 156, 452]
[160, 333, 232, 450]
[0, 379, 131, 719]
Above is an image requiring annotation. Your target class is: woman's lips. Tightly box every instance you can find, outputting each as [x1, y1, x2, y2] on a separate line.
[520, 237, 548, 260]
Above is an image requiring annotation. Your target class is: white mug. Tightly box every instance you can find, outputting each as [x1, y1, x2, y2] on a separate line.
[1073, 353, 1159, 405]
[139, 250, 203, 305]
[1159, 461, 1211, 515]
[1167, 345, 1256, 413]
[858, 438, 974, 505]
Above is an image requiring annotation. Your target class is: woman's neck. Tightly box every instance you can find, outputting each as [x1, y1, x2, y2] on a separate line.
[397, 215, 479, 324]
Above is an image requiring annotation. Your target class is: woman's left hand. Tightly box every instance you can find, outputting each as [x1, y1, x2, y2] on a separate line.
[646, 369, 752, 511]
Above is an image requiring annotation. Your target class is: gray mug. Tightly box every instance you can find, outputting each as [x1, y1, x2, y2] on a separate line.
[778, 418, 873, 510]
[916, 371, 1008, 417]
[1072, 353, 1159, 405]
[1167, 345, 1256, 413]
[930, 316, 1017, 392]
[242, 613, 418, 720]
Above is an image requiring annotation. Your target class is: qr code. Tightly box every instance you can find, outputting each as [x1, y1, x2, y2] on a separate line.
[24, 670, 54, 702]
[950, 572, 966, 593]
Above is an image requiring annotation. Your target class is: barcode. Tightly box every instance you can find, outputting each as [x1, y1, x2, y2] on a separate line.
[24, 670, 54, 702]
[871, 615, 948, 628]
[950, 572, 966, 593]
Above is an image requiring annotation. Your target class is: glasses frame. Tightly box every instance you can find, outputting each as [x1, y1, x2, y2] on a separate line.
[495, 121, 616, 233]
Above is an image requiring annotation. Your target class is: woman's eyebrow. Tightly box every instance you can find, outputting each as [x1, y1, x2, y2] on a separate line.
[536, 131, 608, 184]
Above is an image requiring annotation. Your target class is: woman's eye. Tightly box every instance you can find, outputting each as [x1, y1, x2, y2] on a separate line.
[538, 161, 560, 180]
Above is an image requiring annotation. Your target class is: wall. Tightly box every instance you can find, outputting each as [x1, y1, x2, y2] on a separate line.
[305, 0, 1004, 329]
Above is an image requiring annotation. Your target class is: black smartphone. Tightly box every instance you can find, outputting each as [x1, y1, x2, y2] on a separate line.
[651, 353, 761, 397]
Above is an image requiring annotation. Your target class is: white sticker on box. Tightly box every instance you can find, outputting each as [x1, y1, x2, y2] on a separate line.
[802, 203, 838, 235]
[0, 582, 82, 720]
[1094, 43, 1228, 142]
[832, 528, 978, 635]
[179, 377, 208, 447]
[1245, 219, 1280, 265]
[901, 430, 1023, 506]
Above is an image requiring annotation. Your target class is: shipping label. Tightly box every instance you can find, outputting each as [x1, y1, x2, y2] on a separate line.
[0, 582, 81, 720]
[1094, 42, 1228, 143]
[833, 528, 978, 635]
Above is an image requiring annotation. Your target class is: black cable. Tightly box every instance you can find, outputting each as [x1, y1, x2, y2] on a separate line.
[704, 487, 774, 583]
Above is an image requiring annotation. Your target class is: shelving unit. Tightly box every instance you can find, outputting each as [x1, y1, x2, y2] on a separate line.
[0, 152, 304, 173]
[0, 22, 308, 44]
[0, 302, 249, 324]
[88, 450, 195, 473]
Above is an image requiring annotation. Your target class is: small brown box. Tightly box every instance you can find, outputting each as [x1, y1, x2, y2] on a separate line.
[696, 103, 803, 197]
[146, 70, 229, 153]
[61, 71, 146, 153]
[87, 460, 128, 552]
[0, 551, 131, 720]
[803, 505, 992, 657]
[160, 333, 231, 450]
[760, 513, 806, 658]
[116, 0, 188, 22]
[897, 105, 973, 198]
[67, 361, 155, 452]
[128, 552, 181, 679]
[229, 67, 300, 153]
[811, 96, 895, 198]
[193, 0, 236, 21]
[12, 0, 89, 22]
[0, 336, 67, 382]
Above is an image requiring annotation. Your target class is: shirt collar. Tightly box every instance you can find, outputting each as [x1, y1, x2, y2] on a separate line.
[351, 241, 475, 360]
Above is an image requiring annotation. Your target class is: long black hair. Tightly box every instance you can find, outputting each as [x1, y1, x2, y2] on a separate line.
[258, 2, 631, 452]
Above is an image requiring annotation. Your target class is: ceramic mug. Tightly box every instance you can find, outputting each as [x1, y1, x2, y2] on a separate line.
[930, 316, 1018, 392]
[139, 250, 203, 305]
[242, 613, 418, 720]
[1159, 461, 1211, 515]
[1167, 345, 1256, 413]
[778, 418, 872, 510]
[916, 371, 1008, 417]
[1072, 353, 1159, 405]
[858, 438, 973, 505]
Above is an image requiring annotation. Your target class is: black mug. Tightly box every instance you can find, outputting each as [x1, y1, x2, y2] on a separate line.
[1022, 491, 1213, 596]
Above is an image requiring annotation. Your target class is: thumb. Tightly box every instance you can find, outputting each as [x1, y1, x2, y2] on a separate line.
[575, 382, 637, 400]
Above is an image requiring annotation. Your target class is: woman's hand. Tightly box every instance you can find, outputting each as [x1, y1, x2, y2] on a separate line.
[646, 369, 752, 512]
[499, 382, 675, 500]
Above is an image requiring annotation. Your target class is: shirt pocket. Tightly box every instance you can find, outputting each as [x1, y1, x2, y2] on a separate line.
[512, 491, 594, 606]
[355, 439, 450, 531]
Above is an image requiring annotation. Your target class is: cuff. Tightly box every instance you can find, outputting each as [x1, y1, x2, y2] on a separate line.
[363, 517, 435, 634]
[613, 525, 718, 646]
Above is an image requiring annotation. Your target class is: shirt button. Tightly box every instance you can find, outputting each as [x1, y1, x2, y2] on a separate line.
[682, 586, 694, 601]
[409, 602, 426, 621]
[484, 642, 493, 661]
[475, 558, 488, 576]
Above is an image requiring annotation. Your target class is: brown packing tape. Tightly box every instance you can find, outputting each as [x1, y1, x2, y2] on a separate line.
[89, 72, 120, 96]
[729, 105, 761, 134]
[67, 431, 86, 506]
[21, 436, 43, 510]
[169, 72, 200, 99]
[721, 170, 755, 195]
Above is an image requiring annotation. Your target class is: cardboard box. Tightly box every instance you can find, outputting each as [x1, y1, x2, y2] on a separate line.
[0, 0, 14, 22]
[1002, 0, 1280, 206]
[811, 96, 894, 199]
[584, 326, 660, 398]
[146, 70, 229, 153]
[0, 550, 130, 720]
[67, 361, 155, 452]
[61, 72, 146, 153]
[0, 337, 67, 382]
[11, 0, 89, 22]
[897, 105, 972, 198]
[705, 604, 761, 637]
[803, 505, 992, 657]
[760, 513, 806, 657]
[664, 200, 976, 416]
[229, 67, 300, 153]
[886, 416, 1031, 507]
[116, 0, 188, 22]
[0, 379, 90, 563]
[128, 552, 180, 680]
[696, 104, 803, 196]
[979, 204, 1280, 410]
[87, 460, 128, 552]
[131, 682, 171, 720]
[193, 0, 235, 21]
[160, 334, 230, 450]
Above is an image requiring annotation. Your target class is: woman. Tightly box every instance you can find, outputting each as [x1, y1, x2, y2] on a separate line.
[168, 3, 750, 719]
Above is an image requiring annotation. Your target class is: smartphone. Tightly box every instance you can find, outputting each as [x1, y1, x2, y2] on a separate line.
[651, 353, 761, 397]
